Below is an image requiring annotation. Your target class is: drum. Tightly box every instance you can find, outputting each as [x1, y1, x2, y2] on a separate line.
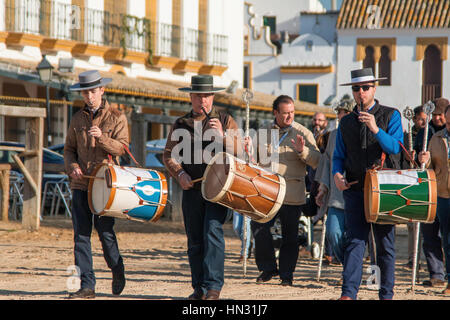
[201, 152, 286, 223]
[88, 164, 168, 222]
[364, 169, 437, 224]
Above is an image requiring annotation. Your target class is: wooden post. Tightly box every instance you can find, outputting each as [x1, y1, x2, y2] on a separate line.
[131, 113, 147, 167]
[0, 164, 11, 221]
[22, 117, 44, 231]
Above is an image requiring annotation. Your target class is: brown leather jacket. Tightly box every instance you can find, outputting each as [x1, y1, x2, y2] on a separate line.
[64, 100, 129, 190]
[425, 129, 450, 198]
[163, 106, 242, 189]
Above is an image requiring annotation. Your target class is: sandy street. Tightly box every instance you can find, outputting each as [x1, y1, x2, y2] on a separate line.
[0, 216, 448, 301]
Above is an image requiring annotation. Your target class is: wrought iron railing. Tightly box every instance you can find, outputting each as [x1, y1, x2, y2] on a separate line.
[3, 0, 228, 66]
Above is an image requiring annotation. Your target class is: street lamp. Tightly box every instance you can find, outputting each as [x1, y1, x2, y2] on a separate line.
[37, 55, 54, 146]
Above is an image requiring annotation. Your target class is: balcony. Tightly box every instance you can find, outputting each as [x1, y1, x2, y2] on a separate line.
[2, 0, 228, 71]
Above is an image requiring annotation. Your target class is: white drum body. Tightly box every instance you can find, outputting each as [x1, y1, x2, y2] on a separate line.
[88, 164, 168, 222]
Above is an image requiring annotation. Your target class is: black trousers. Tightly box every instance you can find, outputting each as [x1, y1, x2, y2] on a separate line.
[251, 204, 301, 281]
[71, 189, 124, 290]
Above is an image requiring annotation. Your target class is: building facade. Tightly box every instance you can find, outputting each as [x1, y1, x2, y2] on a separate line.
[336, 0, 450, 125]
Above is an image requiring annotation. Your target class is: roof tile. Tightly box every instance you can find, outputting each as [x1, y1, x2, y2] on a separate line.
[337, 0, 450, 28]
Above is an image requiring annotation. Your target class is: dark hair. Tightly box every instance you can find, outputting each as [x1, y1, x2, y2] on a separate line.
[413, 105, 424, 116]
[273, 95, 294, 111]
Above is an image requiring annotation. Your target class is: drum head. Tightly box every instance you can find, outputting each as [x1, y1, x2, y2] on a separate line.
[202, 152, 233, 201]
[88, 165, 114, 215]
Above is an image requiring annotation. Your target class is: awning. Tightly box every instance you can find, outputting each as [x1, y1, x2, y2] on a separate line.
[0, 57, 336, 118]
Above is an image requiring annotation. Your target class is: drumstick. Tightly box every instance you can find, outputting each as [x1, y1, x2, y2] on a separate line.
[83, 175, 104, 180]
[346, 180, 358, 187]
[191, 177, 204, 184]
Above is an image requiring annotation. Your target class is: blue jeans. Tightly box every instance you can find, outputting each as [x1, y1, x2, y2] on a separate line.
[342, 190, 396, 300]
[436, 197, 450, 284]
[71, 190, 124, 290]
[182, 189, 228, 293]
[232, 212, 252, 256]
[251, 205, 301, 281]
[326, 207, 346, 264]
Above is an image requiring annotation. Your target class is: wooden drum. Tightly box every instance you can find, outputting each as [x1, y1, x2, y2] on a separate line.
[364, 168, 437, 224]
[201, 152, 286, 223]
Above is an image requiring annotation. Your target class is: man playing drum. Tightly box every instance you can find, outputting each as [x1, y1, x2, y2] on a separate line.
[245, 95, 321, 286]
[419, 104, 450, 295]
[64, 70, 128, 299]
[163, 75, 242, 300]
[333, 68, 403, 300]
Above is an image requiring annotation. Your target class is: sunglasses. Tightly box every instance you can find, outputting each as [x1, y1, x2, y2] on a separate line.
[351, 85, 374, 92]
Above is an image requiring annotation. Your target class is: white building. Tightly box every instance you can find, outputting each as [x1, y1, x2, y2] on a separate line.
[243, 0, 339, 107]
[0, 0, 244, 143]
[336, 0, 450, 125]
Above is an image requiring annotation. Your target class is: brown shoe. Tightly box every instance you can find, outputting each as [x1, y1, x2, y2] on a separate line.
[205, 290, 220, 300]
[423, 278, 446, 287]
[338, 296, 353, 300]
[67, 288, 95, 299]
[188, 288, 205, 300]
[442, 284, 450, 295]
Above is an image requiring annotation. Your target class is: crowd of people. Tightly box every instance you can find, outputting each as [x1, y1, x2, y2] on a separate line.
[63, 68, 449, 300]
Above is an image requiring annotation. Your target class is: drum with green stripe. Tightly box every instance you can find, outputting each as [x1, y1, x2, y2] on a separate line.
[364, 169, 437, 224]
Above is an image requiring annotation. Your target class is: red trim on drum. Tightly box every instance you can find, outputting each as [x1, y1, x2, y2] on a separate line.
[151, 170, 168, 222]
[103, 167, 117, 215]
[427, 169, 438, 223]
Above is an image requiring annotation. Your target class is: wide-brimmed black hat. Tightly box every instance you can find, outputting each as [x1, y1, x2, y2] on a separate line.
[340, 67, 387, 86]
[178, 75, 225, 93]
[69, 70, 112, 91]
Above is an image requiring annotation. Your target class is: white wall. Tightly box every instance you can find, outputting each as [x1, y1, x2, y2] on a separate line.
[246, 0, 325, 34]
[182, 0, 199, 30]
[217, 0, 243, 89]
[128, 0, 146, 18]
[158, 0, 172, 24]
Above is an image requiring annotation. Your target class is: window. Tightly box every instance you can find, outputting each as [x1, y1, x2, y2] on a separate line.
[263, 16, 276, 35]
[297, 84, 318, 104]
[378, 46, 391, 85]
[363, 46, 375, 74]
[356, 38, 396, 86]
[306, 40, 313, 51]
[243, 62, 252, 89]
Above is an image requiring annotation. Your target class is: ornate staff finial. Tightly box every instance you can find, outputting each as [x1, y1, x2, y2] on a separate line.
[403, 106, 414, 121]
[242, 88, 254, 105]
[423, 100, 435, 116]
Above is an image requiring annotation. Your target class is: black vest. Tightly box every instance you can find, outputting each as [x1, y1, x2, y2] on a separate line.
[173, 107, 230, 190]
[340, 100, 401, 191]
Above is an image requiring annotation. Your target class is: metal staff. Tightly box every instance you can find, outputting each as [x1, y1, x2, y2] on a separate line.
[241, 88, 254, 277]
[411, 100, 435, 293]
[403, 106, 421, 289]
[317, 212, 328, 282]
[403, 106, 414, 169]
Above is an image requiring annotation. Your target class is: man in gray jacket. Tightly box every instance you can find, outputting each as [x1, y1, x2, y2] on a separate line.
[315, 98, 353, 263]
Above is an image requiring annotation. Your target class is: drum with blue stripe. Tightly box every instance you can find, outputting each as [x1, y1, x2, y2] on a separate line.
[88, 164, 168, 222]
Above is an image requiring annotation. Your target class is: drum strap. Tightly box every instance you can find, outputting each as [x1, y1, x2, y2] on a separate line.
[123, 144, 142, 168]
[376, 142, 419, 170]
[398, 141, 419, 168]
